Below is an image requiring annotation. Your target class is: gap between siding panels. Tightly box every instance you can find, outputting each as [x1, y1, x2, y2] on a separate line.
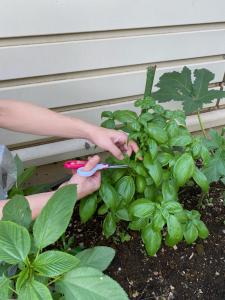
[1, 23, 225, 47]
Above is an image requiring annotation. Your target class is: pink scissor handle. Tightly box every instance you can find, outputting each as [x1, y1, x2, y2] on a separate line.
[64, 160, 88, 170]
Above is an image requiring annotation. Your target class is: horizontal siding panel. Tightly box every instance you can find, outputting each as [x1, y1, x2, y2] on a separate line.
[0, 60, 225, 107]
[1, 0, 225, 38]
[1, 29, 225, 80]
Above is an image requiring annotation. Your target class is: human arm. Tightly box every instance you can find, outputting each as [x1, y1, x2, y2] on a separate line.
[0, 156, 101, 220]
[0, 100, 138, 159]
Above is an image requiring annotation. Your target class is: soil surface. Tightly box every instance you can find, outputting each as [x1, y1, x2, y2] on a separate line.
[64, 183, 225, 300]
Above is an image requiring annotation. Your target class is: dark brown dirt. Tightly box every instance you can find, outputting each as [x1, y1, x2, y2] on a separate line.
[65, 183, 225, 300]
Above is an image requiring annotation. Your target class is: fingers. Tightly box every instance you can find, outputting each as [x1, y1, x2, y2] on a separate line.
[83, 155, 101, 171]
[108, 142, 124, 160]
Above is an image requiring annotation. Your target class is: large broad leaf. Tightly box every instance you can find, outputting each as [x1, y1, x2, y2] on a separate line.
[183, 222, 198, 244]
[0, 275, 12, 300]
[167, 215, 183, 243]
[2, 195, 32, 229]
[116, 176, 135, 204]
[76, 246, 115, 271]
[153, 67, 225, 114]
[33, 250, 80, 277]
[193, 168, 209, 193]
[56, 267, 128, 300]
[0, 221, 30, 264]
[18, 279, 53, 300]
[33, 185, 77, 249]
[203, 150, 225, 183]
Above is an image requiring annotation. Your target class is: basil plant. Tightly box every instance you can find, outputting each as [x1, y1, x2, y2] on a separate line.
[79, 67, 210, 256]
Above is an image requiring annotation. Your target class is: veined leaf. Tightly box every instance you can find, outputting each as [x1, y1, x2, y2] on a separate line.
[0, 275, 12, 300]
[79, 194, 97, 223]
[0, 221, 30, 264]
[2, 195, 32, 229]
[142, 224, 162, 256]
[116, 176, 135, 204]
[18, 279, 52, 300]
[33, 185, 77, 249]
[33, 251, 80, 277]
[129, 199, 155, 218]
[173, 153, 195, 186]
[153, 67, 225, 114]
[56, 267, 128, 300]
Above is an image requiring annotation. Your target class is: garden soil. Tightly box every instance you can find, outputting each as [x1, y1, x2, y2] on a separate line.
[66, 183, 225, 300]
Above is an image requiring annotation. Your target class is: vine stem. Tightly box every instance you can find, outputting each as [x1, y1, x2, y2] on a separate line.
[197, 110, 207, 138]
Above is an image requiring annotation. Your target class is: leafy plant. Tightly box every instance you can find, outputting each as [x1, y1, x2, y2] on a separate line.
[78, 66, 211, 256]
[0, 185, 128, 299]
[8, 155, 51, 198]
[152, 67, 225, 136]
[202, 128, 225, 184]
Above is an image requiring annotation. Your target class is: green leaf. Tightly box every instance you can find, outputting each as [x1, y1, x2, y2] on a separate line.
[135, 176, 146, 194]
[184, 222, 198, 244]
[128, 217, 148, 231]
[144, 186, 156, 201]
[147, 125, 168, 144]
[99, 183, 117, 211]
[101, 119, 116, 129]
[162, 201, 183, 214]
[17, 166, 36, 187]
[16, 267, 30, 292]
[142, 224, 162, 256]
[152, 210, 165, 231]
[162, 181, 178, 202]
[101, 111, 113, 119]
[110, 168, 127, 183]
[116, 208, 131, 221]
[0, 275, 12, 300]
[113, 110, 138, 123]
[76, 246, 115, 271]
[2, 195, 32, 229]
[167, 215, 183, 242]
[56, 267, 128, 300]
[135, 97, 156, 110]
[193, 168, 209, 193]
[196, 220, 209, 239]
[18, 279, 52, 300]
[130, 162, 148, 177]
[0, 221, 30, 264]
[157, 152, 173, 166]
[148, 139, 158, 160]
[173, 153, 195, 186]
[79, 194, 97, 223]
[97, 204, 108, 215]
[103, 213, 116, 238]
[148, 160, 163, 187]
[170, 135, 192, 147]
[33, 185, 77, 249]
[129, 199, 155, 218]
[203, 150, 225, 183]
[33, 250, 80, 277]
[153, 67, 225, 114]
[116, 176, 135, 204]
[144, 66, 156, 98]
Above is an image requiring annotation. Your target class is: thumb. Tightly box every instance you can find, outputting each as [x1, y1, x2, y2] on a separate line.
[83, 155, 100, 171]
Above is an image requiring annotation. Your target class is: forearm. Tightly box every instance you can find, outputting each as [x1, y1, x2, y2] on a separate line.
[0, 100, 96, 140]
[0, 188, 82, 220]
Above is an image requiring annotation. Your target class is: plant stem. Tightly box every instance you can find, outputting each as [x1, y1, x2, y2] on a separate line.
[197, 110, 207, 138]
[47, 275, 62, 286]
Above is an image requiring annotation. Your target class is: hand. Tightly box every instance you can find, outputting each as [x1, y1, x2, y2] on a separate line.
[62, 155, 101, 200]
[88, 126, 139, 160]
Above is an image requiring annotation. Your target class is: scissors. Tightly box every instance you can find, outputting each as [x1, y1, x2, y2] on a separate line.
[64, 160, 128, 177]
